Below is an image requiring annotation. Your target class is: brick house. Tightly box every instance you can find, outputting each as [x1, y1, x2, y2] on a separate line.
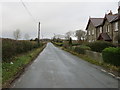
[86, 10, 119, 44]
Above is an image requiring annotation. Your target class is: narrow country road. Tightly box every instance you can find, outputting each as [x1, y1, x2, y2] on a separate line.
[12, 43, 118, 88]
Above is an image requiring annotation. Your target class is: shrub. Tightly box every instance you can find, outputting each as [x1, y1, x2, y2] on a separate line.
[74, 45, 91, 54]
[71, 46, 76, 51]
[86, 41, 115, 52]
[72, 43, 80, 46]
[53, 42, 63, 46]
[80, 45, 91, 50]
[102, 47, 120, 66]
[63, 42, 69, 48]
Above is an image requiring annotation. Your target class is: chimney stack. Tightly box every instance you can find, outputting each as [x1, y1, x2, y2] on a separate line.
[108, 10, 113, 15]
[118, 1, 120, 18]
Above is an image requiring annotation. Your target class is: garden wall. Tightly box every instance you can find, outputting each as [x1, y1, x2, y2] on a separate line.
[85, 50, 103, 62]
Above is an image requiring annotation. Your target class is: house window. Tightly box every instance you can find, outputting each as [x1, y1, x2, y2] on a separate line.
[115, 22, 118, 31]
[108, 25, 110, 32]
[92, 29, 94, 35]
[88, 31, 90, 35]
[106, 25, 110, 32]
[100, 27, 102, 33]
[106, 26, 107, 32]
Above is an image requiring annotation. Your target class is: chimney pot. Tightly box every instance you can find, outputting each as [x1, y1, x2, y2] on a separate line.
[108, 10, 113, 15]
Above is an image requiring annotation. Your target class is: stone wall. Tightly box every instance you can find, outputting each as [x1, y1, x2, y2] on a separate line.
[85, 50, 103, 62]
[86, 21, 96, 42]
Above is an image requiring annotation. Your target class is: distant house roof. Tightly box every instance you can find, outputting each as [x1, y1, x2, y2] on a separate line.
[86, 11, 119, 30]
[97, 33, 112, 41]
[105, 14, 117, 22]
[86, 18, 104, 30]
[104, 11, 119, 23]
[112, 14, 120, 22]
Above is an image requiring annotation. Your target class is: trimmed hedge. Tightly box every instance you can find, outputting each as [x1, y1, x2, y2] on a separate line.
[72, 43, 80, 46]
[52, 42, 63, 46]
[86, 41, 115, 52]
[102, 47, 120, 66]
[74, 45, 91, 54]
[2, 39, 43, 62]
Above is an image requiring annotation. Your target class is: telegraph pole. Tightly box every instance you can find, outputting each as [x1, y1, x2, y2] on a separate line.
[38, 22, 40, 45]
[118, 2, 120, 45]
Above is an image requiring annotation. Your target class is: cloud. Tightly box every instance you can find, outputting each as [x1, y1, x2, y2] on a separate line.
[2, 2, 118, 39]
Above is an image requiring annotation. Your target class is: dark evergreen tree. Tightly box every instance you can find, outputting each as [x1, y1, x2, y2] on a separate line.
[69, 37, 72, 45]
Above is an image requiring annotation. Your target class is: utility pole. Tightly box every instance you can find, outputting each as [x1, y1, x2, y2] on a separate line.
[38, 22, 40, 45]
[118, 2, 120, 46]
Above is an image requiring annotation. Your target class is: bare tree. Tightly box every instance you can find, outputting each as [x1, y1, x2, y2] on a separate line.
[65, 31, 73, 40]
[13, 29, 21, 40]
[24, 33, 30, 40]
[75, 30, 86, 41]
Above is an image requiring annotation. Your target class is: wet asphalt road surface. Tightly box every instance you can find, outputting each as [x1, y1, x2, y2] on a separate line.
[13, 43, 118, 88]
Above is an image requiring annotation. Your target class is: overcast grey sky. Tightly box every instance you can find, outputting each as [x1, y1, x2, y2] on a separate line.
[1, 1, 119, 39]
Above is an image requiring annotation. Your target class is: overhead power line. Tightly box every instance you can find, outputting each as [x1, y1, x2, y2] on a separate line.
[20, 0, 37, 23]
[20, 0, 41, 41]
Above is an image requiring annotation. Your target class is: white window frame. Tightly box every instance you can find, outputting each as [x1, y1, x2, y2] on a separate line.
[108, 25, 110, 32]
[100, 27, 102, 33]
[106, 25, 110, 32]
[106, 26, 108, 32]
[92, 29, 94, 35]
[88, 31, 90, 35]
[115, 22, 118, 31]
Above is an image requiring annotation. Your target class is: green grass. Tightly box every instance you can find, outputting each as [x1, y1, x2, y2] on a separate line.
[62, 47, 120, 73]
[2, 45, 46, 87]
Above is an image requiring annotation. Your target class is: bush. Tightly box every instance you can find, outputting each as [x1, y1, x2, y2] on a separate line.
[2, 39, 43, 62]
[102, 47, 120, 66]
[86, 41, 115, 52]
[74, 45, 91, 54]
[63, 42, 69, 48]
[72, 43, 80, 46]
[52, 42, 63, 46]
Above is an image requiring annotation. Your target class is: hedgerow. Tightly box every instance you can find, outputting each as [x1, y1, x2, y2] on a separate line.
[86, 41, 115, 52]
[102, 47, 120, 66]
[2, 39, 43, 62]
[74, 45, 91, 54]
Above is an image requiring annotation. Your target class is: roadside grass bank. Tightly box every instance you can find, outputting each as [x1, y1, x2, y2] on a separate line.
[52, 42, 120, 77]
[62, 47, 119, 73]
[2, 44, 46, 88]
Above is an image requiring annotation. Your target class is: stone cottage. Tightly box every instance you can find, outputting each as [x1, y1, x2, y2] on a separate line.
[86, 18, 104, 42]
[86, 10, 119, 44]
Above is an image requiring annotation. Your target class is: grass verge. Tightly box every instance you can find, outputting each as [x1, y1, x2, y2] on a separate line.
[2, 44, 46, 88]
[61, 47, 120, 76]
